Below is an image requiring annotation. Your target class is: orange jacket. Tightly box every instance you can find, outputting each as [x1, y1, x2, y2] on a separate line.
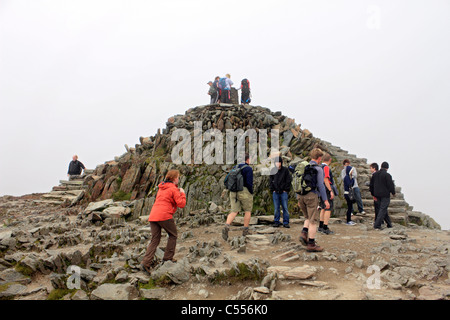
[148, 181, 186, 222]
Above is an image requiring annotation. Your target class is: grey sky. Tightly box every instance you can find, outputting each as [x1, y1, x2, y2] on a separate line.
[1, 0, 449, 229]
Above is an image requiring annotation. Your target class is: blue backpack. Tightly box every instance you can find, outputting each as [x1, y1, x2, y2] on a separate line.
[219, 77, 228, 90]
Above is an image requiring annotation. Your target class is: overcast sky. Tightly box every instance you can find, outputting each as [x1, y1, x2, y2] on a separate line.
[1, 0, 449, 229]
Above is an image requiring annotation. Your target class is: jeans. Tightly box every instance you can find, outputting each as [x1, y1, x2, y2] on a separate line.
[352, 187, 364, 212]
[273, 191, 290, 225]
[374, 197, 392, 229]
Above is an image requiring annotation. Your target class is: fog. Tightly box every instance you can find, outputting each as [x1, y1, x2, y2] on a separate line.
[1, 0, 449, 229]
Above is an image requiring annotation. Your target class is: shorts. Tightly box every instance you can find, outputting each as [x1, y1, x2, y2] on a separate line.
[230, 187, 253, 213]
[319, 189, 334, 211]
[297, 192, 320, 223]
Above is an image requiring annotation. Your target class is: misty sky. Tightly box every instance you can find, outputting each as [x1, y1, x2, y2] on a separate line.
[1, 0, 449, 229]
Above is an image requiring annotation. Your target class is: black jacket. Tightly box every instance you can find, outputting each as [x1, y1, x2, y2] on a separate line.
[68, 160, 85, 175]
[370, 169, 396, 198]
[269, 165, 292, 193]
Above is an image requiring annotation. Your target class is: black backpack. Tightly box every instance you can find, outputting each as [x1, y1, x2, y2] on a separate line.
[299, 164, 319, 195]
[224, 164, 248, 192]
[241, 79, 250, 94]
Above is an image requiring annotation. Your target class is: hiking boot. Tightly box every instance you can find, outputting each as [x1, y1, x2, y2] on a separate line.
[346, 221, 356, 226]
[273, 222, 281, 228]
[307, 242, 323, 252]
[323, 228, 334, 235]
[299, 231, 308, 246]
[283, 224, 290, 229]
[222, 225, 229, 241]
[242, 228, 252, 237]
[141, 264, 152, 275]
[318, 227, 325, 234]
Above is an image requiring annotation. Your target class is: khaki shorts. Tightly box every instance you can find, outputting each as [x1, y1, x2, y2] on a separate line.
[230, 187, 253, 213]
[297, 192, 320, 223]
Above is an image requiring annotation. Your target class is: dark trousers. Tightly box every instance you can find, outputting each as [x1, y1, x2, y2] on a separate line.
[374, 197, 392, 229]
[221, 89, 231, 103]
[344, 194, 353, 223]
[374, 199, 380, 221]
[142, 219, 178, 267]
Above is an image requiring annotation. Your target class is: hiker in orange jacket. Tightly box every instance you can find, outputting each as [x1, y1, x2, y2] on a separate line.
[141, 170, 186, 273]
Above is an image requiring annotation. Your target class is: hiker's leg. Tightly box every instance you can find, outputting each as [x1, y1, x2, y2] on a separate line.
[226, 212, 238, 225]
[281, 192, 290, 225]
[374, 199, 380, 222]
[345, 195, 353, 222]
[243, 211, 252, 227]
[374, 197, 389, 228]
[159, 219, 178, 261]
[354, 187, 364, 212]
[142, 222, 162, 267]
[324, 210, 331, 226]
[273, 192, 281, 224]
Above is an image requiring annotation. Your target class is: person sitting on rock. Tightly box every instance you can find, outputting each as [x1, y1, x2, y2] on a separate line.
[141, 170, 186, 274]
[67, 155, 85, 180]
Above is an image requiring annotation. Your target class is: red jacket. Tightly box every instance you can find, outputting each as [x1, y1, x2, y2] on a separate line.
[148, 181, 186, 222]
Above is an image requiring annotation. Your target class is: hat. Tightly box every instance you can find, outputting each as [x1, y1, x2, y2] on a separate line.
[207, 81, 212, 84]
[381, 162, 389, 169]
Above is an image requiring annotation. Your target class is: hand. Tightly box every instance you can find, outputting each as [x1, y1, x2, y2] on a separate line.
[325, 200, 330, 210]
[373, 196, 377, 201]
[330, 191, 334, 200]
[179, 188, 185, 194]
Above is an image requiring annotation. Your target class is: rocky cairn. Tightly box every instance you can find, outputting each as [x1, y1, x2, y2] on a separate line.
[0, 103, 447, 301]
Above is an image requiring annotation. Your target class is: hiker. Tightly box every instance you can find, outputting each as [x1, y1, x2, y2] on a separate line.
[67, 155, 85, 180]
[141, 170, 186, 274]
[370, 162, 395, 230]
[239, 78, 251, 105]
[207, 81, 218, 104]
[343, 165, 357, 225]
[222, 153, 253, 240]
[297, 148, 329, 252]
[340, 159, 365, 214]
[218, 74, 233, 103]
[269, 156, 292, 228]
[369, 163, 380, 222]
[319, 153, 338, 235]
[213, 76, 220, 102]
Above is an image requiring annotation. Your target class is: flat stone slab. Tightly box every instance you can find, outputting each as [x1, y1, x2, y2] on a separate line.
[91, 283, 139, 300]
[268, 265, 317, 280]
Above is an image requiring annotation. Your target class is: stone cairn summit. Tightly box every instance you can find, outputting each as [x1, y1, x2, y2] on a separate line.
[77, 103, 440, 229]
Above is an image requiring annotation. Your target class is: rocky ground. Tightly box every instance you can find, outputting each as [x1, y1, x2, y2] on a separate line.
[0, 194, 449, 301]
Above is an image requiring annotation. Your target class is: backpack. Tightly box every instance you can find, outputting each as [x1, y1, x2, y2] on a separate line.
[241, 79, 250, 93]
[224, 164, 248, 192]
[218, 78, 228, 90]
[292, 161, 319, 195]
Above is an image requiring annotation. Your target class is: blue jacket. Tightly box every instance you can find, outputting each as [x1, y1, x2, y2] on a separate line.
[344, 166, 355, 192]
[238, 163, 253, 194]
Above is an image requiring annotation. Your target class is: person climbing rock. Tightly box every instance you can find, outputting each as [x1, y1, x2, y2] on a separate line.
[222, 153, 254, 240]
[141, 170, 186, 274]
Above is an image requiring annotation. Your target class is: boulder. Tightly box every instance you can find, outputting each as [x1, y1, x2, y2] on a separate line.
[91, 283, 139, 300]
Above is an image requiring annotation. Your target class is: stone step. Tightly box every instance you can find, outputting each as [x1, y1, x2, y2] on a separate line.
[362, 199, 407, 207]
[32, 199, 65, 206]
[41, 190, 84, 201]
[59, 180, 84, 186]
